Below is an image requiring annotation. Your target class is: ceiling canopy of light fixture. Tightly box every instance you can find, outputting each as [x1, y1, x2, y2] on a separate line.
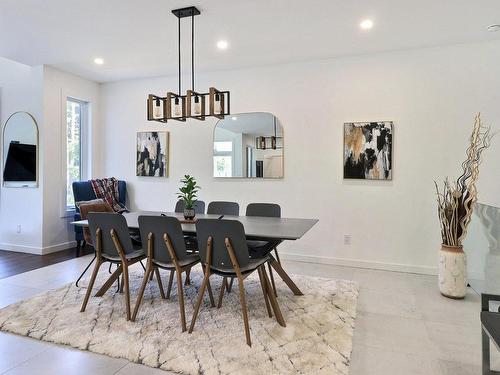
[147, 6, 230, 123]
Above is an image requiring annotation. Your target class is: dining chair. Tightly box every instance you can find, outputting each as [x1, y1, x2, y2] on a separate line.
[132, 215, 214, 330]
[207, 201, 239, 216]
[189, 219, 285, 346]
[174, 200, 206, 214]
[246, 203, 283, 296]
[75, 201, 114, 287]
[80, 212, 146, 321]
[174, 199, 205, 255]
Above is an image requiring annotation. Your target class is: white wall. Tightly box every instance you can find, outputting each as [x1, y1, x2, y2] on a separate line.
[0, 58, 44, 252]
[41, 66, 100, 251]
[99, 40, 500, 274]
[0, 60, 100, 254]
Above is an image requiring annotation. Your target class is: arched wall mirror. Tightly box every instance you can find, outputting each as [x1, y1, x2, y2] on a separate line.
[213, 112, 283, 178]
[2, 112, 39, 187]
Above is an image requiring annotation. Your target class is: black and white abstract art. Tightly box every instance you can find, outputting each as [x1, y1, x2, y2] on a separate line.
[136, 131, 169, 177]
[343, 121, 393, 180]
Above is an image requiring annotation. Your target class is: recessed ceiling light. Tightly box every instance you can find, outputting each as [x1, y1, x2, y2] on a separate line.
[217, 40, 228, 50]
[94, 57, 104, 65]
[487, 24, 500, 32]
[360, 19, 374, 30]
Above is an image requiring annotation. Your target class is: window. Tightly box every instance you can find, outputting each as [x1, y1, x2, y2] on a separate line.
[65, 98, 88, 211]
[213, 141, 233, 177]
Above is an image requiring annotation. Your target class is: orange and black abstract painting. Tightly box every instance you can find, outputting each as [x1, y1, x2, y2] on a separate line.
[343, 122, 392, 180]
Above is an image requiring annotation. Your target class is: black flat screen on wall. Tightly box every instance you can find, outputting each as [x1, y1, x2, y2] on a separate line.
[3, 143, 36, 181]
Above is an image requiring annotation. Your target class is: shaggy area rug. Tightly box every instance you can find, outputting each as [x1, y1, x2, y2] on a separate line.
[0, 266, 358, 375]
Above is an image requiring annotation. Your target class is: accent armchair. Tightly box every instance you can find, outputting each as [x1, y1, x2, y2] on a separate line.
[72, 180, 126, 255]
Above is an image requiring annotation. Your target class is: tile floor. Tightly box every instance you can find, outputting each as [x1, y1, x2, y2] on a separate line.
[0, 255, 491, 374]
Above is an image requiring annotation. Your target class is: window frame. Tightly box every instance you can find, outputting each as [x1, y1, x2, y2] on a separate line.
[60, 94, 90, 217]
[213, 141, 234, 177]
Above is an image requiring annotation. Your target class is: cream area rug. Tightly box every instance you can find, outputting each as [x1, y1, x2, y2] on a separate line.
[0, 265, 358, 375]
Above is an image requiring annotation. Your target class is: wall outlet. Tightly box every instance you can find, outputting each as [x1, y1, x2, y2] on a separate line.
[344, 234, 351, 245]
[16, 224, 21, 234]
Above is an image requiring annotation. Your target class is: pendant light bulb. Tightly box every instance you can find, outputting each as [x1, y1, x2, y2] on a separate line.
[154, 98, 162, 118]
[194, 95, 201, 115]
[173, 97, 182, 117]
[214, 93, 221, 114]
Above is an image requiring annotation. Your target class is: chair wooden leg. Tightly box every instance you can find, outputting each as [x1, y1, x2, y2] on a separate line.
[267, 261, 278, 297]
[131, 266, 152, 322]
[185, 267, 191, 285]
[201, 264, 215, 307]
[176, 270, 187, 332]
[217, 277, 227, 308]
[123, 263, 131, 321]
[236, 275, 251, 346]
[188, 273, 210, 333]
[80, 259, 102, 312]
[262, 267, 286, 327]
[207, 277, 216, 307]
[155, 268, 166, 299]
[166, 270, 174, 299]
[258, 267, 272, 318]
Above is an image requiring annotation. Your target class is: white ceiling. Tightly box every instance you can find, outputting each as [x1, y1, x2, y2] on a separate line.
[1, 0, 499, 83]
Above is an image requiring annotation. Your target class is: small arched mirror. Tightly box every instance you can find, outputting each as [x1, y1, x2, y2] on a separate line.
[213, 112, 283, 178]
[3, 112, 39, 187]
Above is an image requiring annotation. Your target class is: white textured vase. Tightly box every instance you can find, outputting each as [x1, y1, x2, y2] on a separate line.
[438, 244, 467, 299]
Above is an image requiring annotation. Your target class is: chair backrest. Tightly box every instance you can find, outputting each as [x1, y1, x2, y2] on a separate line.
[174, 200, 206, 214]
[88, 212, 134, 258]
[246, 203, 281, 218]
[207, 201, 239, 216]
[138, 215, 188, 264]
[72, 180, 126, 212]
[79, 202, 114, 245]
[196, 219, 250, 272]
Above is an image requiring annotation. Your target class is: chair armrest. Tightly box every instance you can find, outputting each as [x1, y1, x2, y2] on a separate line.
[482, 293, 500, 311]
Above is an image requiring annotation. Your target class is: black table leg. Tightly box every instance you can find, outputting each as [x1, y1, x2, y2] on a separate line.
[75, 254, 96, 287]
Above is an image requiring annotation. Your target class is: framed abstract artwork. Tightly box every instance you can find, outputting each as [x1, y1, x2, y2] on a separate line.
[136, 131, 169, 177]
[343, 121, 393, 180]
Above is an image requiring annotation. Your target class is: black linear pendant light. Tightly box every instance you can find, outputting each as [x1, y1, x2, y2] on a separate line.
[147, 6, 230, 122]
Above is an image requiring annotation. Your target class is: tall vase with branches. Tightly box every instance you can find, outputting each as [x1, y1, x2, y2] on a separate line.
[435, 113, 492, 298]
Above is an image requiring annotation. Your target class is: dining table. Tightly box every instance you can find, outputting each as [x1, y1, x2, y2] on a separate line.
[72, 211, 319, 295]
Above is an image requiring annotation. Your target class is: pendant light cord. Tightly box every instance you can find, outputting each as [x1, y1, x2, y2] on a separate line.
[178, 16, 181, 96]
[191, 14, 195, 91]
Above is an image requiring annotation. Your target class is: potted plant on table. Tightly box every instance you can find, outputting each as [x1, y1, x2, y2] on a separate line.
[435, 113, 492, 299]
[177, 175, 201, 220]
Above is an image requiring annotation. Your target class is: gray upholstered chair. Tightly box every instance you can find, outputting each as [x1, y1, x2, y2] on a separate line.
[81, 212, 146, 321]
[207, 201, 239, 216]
[132, 215, 214, 331]
[175, 200, 206, 214]
[189, 219, 285, 346]
[174, 200, 205, 255]
[246, 203, 283, 296]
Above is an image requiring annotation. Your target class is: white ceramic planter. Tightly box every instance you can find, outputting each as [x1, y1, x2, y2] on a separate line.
[438, 244, 467, 299]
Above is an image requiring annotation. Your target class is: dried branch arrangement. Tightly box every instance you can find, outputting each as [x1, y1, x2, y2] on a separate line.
[435, 113, 493, 247]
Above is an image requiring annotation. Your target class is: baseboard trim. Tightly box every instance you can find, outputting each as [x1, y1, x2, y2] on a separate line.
[0, 241, 76, 256]
[279, 252, 439, 275]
